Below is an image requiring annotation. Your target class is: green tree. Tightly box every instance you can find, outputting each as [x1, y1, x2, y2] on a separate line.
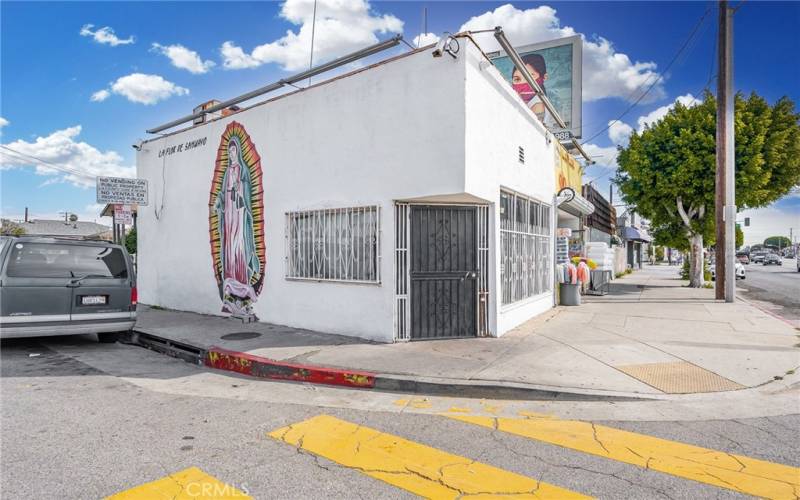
[736, 225, 744, 249]
[124, 227, 137, 255]
[615, 92, 800, 287]
[764, 236, 791, 249]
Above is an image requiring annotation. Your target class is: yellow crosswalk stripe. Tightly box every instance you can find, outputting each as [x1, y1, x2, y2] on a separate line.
[106, 466, 251, 499]
[268, 414, 591, 499]
[448, 414, 800, 500]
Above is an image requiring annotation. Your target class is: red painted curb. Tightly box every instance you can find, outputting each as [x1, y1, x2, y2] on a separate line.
[204, 346, 376, 389]
[736, 294, 798, 329]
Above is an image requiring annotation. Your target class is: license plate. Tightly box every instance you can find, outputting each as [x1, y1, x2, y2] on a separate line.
[81, 295, 107, 306]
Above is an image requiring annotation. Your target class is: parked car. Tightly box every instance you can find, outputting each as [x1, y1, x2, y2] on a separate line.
[736, 253, 750, 264]
[751, 252, 766, 264]
[0, 236, 136, 342]
[763, 253, 783, 266]
[710, 262, 746, 281]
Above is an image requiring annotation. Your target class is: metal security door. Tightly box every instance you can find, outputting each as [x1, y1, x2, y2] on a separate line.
[410, 205, 478, 339]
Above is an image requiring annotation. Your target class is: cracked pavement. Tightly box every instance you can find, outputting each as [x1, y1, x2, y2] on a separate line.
[2, 335, 799, 499]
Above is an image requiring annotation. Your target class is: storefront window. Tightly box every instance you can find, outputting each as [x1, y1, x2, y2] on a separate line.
[286, 206, 380, 283]
[500, 192, 512, 231]
[500, 190, 552, 305]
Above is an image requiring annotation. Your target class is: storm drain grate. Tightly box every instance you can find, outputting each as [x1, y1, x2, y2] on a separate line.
[616, 361, 745, 394]
[220, 332, 262, 341]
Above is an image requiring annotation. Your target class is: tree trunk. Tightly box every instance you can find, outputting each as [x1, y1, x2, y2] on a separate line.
[688, 233, 704, 288]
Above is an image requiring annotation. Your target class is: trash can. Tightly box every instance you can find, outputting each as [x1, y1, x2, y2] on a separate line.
[559, 283, 581, 306]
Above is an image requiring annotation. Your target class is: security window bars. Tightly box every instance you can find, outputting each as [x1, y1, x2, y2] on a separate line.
[286, 206, 380, 283]
[394, 203, 410, 340]
[500, 190, 552, 305]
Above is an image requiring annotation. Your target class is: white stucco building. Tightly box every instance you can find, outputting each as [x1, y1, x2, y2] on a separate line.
[137, 37, 558, 343]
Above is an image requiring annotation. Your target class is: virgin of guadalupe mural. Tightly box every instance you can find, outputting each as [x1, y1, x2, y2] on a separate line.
[208, 121, 266, 316]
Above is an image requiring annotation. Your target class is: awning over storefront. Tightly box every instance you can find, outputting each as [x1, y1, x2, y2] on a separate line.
[557, 190, 595, 217]
[622, 226, 652, 242]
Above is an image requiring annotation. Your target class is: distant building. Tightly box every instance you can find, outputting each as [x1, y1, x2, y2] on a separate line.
[16, 219, 111, 239]
[617, 209, 652, 269]
[100, 204, 137, 245]
[582, 184, 616, 245]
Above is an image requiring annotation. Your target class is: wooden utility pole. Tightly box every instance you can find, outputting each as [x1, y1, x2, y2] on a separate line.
[715, 1, 735, 302]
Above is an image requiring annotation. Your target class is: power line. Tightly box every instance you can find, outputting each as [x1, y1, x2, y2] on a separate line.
[0, 146, 93, 179]
[0, 145, 95, 179]
[581, 5, 713, 145]
[400, 37, 417, 50]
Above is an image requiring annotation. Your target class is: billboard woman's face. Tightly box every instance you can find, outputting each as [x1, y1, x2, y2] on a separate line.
[512, 64, 543, 83]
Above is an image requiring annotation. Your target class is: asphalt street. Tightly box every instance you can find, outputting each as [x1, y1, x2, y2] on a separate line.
[2, 335, 799, 499]
[737, 257, 800, 326]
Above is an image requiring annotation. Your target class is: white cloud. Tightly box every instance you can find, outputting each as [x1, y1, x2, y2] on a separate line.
[583, 143, 620, 170]
[0, 117, 8, 128]
[739, 205, 800, 246]
[220, 42, 261, 70]
[107, 73, 189, 105]
[414, 32, 440, 47]
[605, 93, 700, 145]
[79, 24, 135, 46]
[636, 93, 699, 131]
[151, 43, 215, 74]
[90, 89, 110, 102]
[459, 4, 664, 102]
[221, 0, 403, 71]
[0, 126, 135, 188]
[608, 121, 634, 146]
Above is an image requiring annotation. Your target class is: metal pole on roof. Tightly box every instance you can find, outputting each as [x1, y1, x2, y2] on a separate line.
[492, 27, 593, 164]
[147, 35, 404, 135]
[308, 0, 317, 87]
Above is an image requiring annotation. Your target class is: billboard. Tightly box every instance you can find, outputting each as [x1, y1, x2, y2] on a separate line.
[488, 35, 582, 139]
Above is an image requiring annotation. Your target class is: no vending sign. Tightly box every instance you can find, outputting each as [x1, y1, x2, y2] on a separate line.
[96, 176, 149, 206]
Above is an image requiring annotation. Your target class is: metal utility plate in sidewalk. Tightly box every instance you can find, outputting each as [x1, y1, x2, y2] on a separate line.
[615, 361, 745, 394]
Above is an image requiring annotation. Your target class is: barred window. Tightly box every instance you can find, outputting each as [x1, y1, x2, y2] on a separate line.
[286, 206, 380, 283]
[500, 190, 552, 305]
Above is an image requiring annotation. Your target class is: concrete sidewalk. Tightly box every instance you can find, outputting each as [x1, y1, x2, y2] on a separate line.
[133, 265, 800, 398]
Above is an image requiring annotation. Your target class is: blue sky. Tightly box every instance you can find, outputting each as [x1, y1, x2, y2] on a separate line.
[1, 1, 798, 244]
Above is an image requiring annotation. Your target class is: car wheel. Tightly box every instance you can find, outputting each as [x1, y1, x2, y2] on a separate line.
[97, 332, 120, 343]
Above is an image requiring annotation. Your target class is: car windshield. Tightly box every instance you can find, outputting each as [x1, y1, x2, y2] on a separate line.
[6, 242, 128, 279]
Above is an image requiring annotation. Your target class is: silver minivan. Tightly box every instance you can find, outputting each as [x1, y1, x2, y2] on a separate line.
[0, 236, 136, 342]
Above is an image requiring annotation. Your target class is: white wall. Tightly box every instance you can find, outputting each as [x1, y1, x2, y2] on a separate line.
[462, 43, 557, 336]
[138, 48, 466, 342]
[137, 39, 557, 343]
